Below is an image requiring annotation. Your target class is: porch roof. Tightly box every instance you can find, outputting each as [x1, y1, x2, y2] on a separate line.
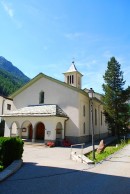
[2, 104, 68, 118]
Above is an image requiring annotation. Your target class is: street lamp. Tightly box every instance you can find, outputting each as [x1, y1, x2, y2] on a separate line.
[88, 88, 95, 161]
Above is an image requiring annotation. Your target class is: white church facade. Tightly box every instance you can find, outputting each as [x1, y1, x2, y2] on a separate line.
[1, 62, 108, 144]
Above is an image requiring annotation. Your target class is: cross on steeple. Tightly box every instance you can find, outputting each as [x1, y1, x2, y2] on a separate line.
[72, 58, 75, 64]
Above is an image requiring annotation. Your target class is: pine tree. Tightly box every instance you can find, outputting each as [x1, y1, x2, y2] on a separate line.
[102, 57, 129, 138]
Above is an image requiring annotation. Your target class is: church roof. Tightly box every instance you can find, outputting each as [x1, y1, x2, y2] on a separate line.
[2, 104, 68, 118]
[63, 61, 83, 77]
[63, 61, 83, 76]
[66, 61, 78, 72]
[9, 72, 86, 99]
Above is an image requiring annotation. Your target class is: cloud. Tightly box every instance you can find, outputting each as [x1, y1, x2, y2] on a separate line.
[64, 32, 84, 40]
[1, 0, 23, 28]
[1, 0, 14, 18]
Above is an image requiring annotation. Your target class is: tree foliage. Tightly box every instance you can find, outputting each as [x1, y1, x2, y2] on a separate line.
[0, 68, 26, 96]
[102, 57, 130, 137]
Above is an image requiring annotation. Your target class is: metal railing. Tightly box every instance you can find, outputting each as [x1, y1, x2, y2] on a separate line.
[70, 143, 85, 162]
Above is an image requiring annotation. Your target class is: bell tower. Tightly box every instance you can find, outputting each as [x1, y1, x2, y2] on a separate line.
[63, 61, 83, 89]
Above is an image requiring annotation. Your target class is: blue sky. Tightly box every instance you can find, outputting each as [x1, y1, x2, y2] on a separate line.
[0, 0, 130, 93]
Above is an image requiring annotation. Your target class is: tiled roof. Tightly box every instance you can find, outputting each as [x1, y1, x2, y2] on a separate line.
[2, 105, 68, 118]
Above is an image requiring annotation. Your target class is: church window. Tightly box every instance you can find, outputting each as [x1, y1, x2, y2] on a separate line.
[83, 105, 85, 116]
[101, 111, 103, 126]
[72, 75, 74, 84]
[70, 75, 72, 84]
[95, 109, 97, 125]
[83, 122, 85, 134]
[7, 104, 11, 110]
[39, 91, 44, 104]
[78, 76, 80, 85]
[67, 76, 69, 84]
[67, 75, 74, 85]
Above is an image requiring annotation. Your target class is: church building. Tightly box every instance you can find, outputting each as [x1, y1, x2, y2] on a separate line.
[2, 62, 108, 144]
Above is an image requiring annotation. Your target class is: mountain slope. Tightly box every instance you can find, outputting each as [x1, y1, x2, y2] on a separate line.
[0, 56, 30, 96]
[0, 56, 29, 82]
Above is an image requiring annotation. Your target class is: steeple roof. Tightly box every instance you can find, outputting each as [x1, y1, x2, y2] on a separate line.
[66, 61, 78, 72]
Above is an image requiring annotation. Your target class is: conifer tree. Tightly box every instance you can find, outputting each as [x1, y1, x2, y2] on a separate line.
[102, 57, 129, 137]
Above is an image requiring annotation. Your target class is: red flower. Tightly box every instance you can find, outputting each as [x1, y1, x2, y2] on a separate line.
[47, 141, 55, 147]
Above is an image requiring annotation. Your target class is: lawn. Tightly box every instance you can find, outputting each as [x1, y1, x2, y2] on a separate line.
[86, 139, 130, 163]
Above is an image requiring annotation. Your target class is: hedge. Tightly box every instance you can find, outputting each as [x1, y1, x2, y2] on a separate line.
[0, 137, 24, 167]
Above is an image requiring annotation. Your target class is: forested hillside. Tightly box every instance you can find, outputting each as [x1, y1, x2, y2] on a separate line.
[0, 56, 30, 96]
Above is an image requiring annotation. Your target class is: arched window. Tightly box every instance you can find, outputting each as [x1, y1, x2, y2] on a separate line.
[39, 91, 44, 104]
[83, 122, 85, 134]
[83, 105, 85, 117]
[67, 75, 74, 85]
[95, 109, 97, 125]
[72, 75, 74, 84]
[67, 76, 69, 84]
[101, 111, 103, 126]
[78, 76, 80, 85]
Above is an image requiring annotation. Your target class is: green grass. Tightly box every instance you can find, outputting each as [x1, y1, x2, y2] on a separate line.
[86, 139, 130, 163]
[0, 165, 4, 172]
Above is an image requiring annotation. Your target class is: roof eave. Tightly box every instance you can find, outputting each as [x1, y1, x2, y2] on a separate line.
[9, 72, 87, 98]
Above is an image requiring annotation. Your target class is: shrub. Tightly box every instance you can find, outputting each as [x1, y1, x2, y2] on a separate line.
[0, 137, 24, 167]
[0, 165, 4, 171]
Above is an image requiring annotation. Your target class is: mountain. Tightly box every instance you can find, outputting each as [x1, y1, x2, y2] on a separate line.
[0, 56, 30, 96]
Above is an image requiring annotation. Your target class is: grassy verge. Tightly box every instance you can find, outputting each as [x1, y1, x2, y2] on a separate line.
[0, 165, 4, 172]
[86, 139, 130, 163]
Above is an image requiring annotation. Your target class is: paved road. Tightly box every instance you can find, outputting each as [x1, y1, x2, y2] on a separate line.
[1, 144, 130, 194]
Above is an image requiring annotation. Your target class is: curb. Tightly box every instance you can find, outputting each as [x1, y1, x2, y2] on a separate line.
[0, 159, 23, 182]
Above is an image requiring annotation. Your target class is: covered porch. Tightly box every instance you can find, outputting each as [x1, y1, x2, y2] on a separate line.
[2, 104, 69, 143]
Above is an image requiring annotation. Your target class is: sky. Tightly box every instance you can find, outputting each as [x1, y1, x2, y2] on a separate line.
[0, 0, 130, 94]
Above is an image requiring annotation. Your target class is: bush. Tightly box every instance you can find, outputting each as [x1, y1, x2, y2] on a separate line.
[0, 137, 24, 167]
[0, 165, 4, 171]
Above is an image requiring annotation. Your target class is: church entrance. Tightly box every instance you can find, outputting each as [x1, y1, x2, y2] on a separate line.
[36, 122, 45, 140]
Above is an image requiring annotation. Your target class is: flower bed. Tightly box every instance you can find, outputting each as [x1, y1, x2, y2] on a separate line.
[62, 139, 71, 147]
[46, 141, 55, 147]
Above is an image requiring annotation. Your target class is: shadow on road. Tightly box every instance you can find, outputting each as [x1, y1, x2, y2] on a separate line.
[0, 162, 130, 194]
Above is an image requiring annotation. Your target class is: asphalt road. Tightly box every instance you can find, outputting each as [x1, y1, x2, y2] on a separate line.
[0, 144, 130, 194]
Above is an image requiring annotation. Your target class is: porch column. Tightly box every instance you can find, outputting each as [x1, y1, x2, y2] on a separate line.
[17, 128, 22, 138]
[62, 127, 64, 139]
[32, 127, 36, 142]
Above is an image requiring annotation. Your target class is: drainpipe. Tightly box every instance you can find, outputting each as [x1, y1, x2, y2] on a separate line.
[89, 99, 91, 142]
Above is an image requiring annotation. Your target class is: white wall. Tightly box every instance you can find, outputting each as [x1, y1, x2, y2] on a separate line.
[13, 76, 80, 137]
[3, 116, 66, 141]
[0, 96, 15, 122]
[4, 75, 108, 141]
[91, 100, 108, 136]
[79, 93, 90, 136]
